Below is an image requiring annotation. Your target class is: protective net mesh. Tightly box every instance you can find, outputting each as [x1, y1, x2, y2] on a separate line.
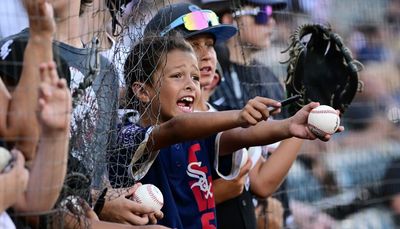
[0, 0, 399, 228]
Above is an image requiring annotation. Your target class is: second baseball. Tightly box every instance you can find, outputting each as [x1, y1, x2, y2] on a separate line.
[132, 184, 164, 211]
[308, 105, 340, 137]
[0, 147, 12, 173]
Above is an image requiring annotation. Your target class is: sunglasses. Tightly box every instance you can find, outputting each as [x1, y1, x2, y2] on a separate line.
[160, 10, 220, 37]
[232, 6, 273, 25]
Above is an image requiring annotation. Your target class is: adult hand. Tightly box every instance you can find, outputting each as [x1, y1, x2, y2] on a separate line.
[24, 0, 55, 38]
[38, 61, 71, 134]
[2, 150, 29, 211]
[9, 149, 29, 193]
[214, 159, 252, 204]
[288, 102, 344, 141]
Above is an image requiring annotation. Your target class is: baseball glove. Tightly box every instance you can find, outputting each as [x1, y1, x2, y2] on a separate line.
[282, 23, 364, 116]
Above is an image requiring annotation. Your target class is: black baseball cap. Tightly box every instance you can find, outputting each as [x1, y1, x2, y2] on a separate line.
[0, 36, 71, 87]
[144, 3, 237, 43]
[200, 0, 287, 14]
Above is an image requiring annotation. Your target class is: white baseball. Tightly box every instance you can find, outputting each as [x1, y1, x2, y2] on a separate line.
[0, 147, 12, 172]
[307, 105, 340, 137]
[132, 184, 164, 211]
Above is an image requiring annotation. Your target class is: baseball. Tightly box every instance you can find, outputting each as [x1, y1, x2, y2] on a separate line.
[308, 105, 340, 137]
[0, 147, 12, 172]
[132, 184, 164, 211]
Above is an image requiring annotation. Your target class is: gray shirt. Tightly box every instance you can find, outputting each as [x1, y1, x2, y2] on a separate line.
[0, 29, 119, 192]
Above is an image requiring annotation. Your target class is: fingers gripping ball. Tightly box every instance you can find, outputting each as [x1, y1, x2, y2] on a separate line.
[0, 147, 13, 173]
[308, 105, 340, 137]
[132, 184, 164, 211]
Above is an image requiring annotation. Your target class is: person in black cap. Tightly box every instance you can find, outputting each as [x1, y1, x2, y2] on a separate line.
[144, 2, 236, 93]
[198, 1, 304, 228]
[200, 0, 287, 111]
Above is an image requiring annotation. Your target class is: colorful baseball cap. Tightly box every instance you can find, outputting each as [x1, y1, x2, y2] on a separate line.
[144, 3, 237, 43]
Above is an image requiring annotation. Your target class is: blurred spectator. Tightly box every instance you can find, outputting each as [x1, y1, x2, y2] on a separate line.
[293, 0, 331, 22]
[256, 197, 284, 229]
[381, 158, 400, 226]
[287, 60, 400, 228]
[385, 0, 400, 76]
[385, 0, 400, 34]
[353, 25, 389, 63]
[334, 159, 400, 229]
[200, 1, 306, 228]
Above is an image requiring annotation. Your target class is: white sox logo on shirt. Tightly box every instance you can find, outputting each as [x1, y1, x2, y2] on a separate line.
[186, 143, 216, 228]
[187, 162, 213, 199]
[0, 40, 13, 60]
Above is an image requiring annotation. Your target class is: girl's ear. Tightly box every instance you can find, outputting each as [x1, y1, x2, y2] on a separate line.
[131, 82, 150, 103]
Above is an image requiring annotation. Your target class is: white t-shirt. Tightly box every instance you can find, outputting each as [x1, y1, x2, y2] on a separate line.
[0, 212, 16, 229]
[0, 0, 28, 39]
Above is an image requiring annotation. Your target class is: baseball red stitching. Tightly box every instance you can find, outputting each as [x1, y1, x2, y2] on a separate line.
[147, 185, 163, 208]
[132, 194, 141, 204]
[310, 110, 337, 114]
[308, 124, 328, 136]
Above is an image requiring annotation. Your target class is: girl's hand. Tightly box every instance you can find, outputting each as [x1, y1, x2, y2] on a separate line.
[288, 102, 345, 141]
[238, 96, 281, 128]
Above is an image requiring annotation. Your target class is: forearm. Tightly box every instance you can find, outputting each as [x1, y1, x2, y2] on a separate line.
[15, 130, 69, 212]
[0, 175, 20, 212]
[250, 138, 303, 197]
[8, 36, 53, 157]
[219, 119, 292, 155]
[213, 178, 243, 204]
[151, 110, 241, 150]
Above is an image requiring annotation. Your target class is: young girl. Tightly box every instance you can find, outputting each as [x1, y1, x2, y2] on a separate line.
[109, 34, 337, 229]
[142, 3, 310, 229]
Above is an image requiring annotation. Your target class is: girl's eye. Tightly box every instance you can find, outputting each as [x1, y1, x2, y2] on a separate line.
[172, 73, 182, 78]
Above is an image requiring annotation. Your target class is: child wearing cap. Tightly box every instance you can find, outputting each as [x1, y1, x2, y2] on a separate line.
[144, 4, 256, 219]
[200, 0, 304, 228]
[142, 1, 304, 228]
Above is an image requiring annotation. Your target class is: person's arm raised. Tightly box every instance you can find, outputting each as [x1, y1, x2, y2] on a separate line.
[147, 97, 281, 152]
[14, 61, 71, 212]
[5, 0, 55, 160]
[249, 138, 303, 198]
